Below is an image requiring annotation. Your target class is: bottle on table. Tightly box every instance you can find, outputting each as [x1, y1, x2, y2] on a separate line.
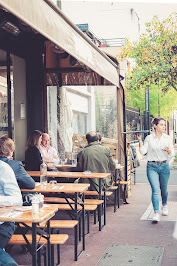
[40, 162, 47, 186]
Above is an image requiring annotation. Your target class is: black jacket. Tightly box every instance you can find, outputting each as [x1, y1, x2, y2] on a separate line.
[25, 145, 43, 171]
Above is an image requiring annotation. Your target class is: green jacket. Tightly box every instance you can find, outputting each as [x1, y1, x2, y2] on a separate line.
[77, 141, 116, 190]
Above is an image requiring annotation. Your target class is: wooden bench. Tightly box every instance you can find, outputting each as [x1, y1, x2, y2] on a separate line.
[17, 220, 78, 261]
[43, 201, 96, 212]
[8, 234, 68, 265]
[84, 191, 113, 196]
[44, 200, 100, 234]
[115, 180, 129, 207]
[44, 197, 104, 205]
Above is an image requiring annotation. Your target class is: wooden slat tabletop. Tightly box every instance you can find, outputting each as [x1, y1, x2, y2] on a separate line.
[21, 182, 90, 194]
[27, 171, 110, 179]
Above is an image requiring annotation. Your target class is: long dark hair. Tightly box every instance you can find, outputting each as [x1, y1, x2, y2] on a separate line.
[26, 130, 42, 151]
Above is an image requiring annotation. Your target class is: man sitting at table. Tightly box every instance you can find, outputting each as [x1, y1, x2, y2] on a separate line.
[0, 136, 35, 189]
[77, 131, 116, 190]
[0, 160, 22, 249]
[40, 133, 60, 169]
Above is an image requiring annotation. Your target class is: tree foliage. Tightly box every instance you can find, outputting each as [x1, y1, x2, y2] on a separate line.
[119, 13, 177, 118]
[125, 83, 177, 118]
[120, 13, 177, 91]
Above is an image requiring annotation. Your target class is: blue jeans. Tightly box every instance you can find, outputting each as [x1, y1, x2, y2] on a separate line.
[0, 222, 15, 249]
[0, 248, 18, 266]
[147, 161, 170, 212]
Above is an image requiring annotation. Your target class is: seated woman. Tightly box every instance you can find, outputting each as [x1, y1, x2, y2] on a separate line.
[25, 130, 43, 171]
[0, 136, 35, 189]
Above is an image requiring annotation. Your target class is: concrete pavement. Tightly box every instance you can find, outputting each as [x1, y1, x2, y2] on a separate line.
[10, 146, 177, 265]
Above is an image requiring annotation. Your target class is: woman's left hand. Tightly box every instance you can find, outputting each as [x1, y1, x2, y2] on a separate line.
[162, 146, 171, 154]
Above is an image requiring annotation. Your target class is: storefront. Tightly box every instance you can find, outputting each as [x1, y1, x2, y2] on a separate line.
[0, 0, 124, 166]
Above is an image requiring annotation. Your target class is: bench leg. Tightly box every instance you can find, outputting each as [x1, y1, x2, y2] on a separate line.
[87, 211, 90, 235]
[104, 196, 106, 226]
[118, 182, 120, 208]
[43, 247, 47, 266]
[94, 209, 97, 224]
[114, 188, 117, 212]
[57, 244, 60, 265]
[79, 217, 81, 242]
[74, 224, 78, 261]
[37, 249, 41, 266]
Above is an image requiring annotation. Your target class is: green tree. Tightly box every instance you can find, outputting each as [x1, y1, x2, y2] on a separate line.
[119, 13, 177, 117]
[126, 83, 177, 118]
[120, 13, 177, 91]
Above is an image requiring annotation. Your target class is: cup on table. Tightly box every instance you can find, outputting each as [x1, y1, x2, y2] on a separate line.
[32, 196, 40, 215]
[50, 180, 57, 187]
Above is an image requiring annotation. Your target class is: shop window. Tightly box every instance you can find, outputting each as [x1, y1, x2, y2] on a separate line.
[72, 111, 87, 135]
[0, 49, 14, 138]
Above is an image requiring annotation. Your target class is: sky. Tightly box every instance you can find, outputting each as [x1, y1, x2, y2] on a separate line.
[61, 1, 177, 41]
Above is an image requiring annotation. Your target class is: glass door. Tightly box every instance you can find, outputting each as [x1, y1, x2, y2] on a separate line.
[0, 49, 14, 138]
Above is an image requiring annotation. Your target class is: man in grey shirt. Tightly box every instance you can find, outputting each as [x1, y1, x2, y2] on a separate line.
[77, 131, 115, 190]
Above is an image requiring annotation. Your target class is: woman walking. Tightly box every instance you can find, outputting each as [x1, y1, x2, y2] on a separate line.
[136, 117, 174, 222]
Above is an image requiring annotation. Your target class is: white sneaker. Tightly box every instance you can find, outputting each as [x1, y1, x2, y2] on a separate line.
[152, 212, 160, 222]
[161, 205, 168, 216]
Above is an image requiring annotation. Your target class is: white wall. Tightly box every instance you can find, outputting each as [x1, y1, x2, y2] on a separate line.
[13, 55, 27, 161]
[47, 86, 58, 151]
[64, 86, 95, 132]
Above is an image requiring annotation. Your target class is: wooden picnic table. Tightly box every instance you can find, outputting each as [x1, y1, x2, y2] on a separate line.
[21, 182, 90, 258]
[0, 205, 58, 266]
[27, 171, 110, 231]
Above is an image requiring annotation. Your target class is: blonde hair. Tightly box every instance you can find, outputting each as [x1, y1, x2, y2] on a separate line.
[0, 136, 15, 157]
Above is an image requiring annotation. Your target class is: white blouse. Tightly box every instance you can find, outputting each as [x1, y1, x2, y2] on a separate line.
[139, 133, 174, 162]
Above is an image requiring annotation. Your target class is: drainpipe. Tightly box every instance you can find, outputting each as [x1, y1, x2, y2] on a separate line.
[7, 52, 12, 139]
[122, 88, 127, 182]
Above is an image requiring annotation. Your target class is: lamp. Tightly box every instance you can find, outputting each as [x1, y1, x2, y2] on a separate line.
[0, 20, 20, 36]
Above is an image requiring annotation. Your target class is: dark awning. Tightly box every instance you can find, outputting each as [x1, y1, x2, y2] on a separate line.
[0, 0, 119, 86]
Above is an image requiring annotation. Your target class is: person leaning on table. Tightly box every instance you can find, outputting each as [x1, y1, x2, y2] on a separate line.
[136, 117, 174, 223]
[0, 136, 35, 189]
[0, 160, 22, 249]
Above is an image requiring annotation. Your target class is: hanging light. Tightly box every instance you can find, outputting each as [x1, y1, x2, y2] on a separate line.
[0, 20, 20, 36]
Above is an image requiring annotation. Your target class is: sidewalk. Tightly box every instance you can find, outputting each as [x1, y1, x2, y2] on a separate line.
[11, 180, 177, 265]
[10, 147, 177, 265]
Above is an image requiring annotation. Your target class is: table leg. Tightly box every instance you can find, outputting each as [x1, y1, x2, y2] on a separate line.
[47, 220, 51, 266]
[32, 223, 37, 266]
[74, 192, 78, 261]
[82, 192, 85, 251]
[98, 178, 102, 231]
